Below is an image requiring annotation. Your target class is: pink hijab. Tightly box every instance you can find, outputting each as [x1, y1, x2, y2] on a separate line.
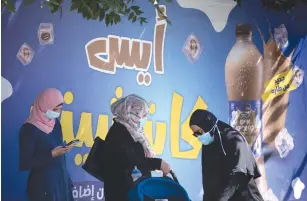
[25, 88, 64, 134]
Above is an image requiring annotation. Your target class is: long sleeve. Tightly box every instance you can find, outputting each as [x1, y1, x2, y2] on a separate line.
[19, 124, 54, 171]
[106, 122, 162, 171]
[202, 143, 239, 201]
[212, 133, 259, 200]
[201, 146, 223, 201]
[115, 141, 161, 171]
[224, 132, 261, 179]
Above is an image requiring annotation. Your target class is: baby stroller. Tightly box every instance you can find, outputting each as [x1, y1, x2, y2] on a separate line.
[82, 137, 190, 201]
[128, 170, 191, 201]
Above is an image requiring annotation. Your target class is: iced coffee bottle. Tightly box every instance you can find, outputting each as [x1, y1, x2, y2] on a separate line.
[225, 24, 263, 157]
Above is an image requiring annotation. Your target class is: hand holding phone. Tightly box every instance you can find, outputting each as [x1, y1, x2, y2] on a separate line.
[51, 146, 72, 157]
[63, 139, 80, 148]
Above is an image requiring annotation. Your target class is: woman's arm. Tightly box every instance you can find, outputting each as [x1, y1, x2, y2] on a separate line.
[106, 122, 162, 171]
[19, 124, 54, 171]
[115, 142, 161, 171]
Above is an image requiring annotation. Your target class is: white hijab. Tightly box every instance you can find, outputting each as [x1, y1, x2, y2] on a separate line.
[111, 94, 156, 158]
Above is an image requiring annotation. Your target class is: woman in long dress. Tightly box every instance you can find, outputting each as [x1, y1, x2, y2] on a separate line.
[19, 88, 74, 201]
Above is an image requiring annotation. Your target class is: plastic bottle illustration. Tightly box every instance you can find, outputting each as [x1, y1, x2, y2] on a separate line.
[225, 24, 263, 157]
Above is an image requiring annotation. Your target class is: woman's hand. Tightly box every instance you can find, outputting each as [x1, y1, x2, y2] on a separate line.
[160, 160, 171, 176]
[51, 145, 73, 157]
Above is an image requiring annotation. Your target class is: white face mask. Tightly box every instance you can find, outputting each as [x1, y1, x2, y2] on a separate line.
[45, 110, 60, 120]
[138, 117, 148, 128]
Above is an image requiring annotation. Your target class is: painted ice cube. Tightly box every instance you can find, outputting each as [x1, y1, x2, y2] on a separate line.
[266, 188, 279, 201]
[292, 177, 305, 200]
[259, 187, 279, 201]
[230, 110, 238, 127]
[275, 128, 294, 158]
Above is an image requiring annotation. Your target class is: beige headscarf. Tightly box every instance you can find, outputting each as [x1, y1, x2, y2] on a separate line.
[111, 94, 156, 158]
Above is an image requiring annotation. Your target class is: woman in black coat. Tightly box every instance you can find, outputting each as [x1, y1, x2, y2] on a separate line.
[103, 94, 171, 201]
[189, 109, 264, 201]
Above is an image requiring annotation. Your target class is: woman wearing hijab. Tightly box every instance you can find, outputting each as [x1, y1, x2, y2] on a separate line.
[19, 88, 74, 201]
[189, 109, 264, 201]
[103, 94, 171, 201]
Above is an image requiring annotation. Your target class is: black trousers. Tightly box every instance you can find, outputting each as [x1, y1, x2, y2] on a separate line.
[217, 173, 264, 201]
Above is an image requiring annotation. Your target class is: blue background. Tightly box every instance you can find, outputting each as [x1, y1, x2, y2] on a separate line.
[2, 0, 307, 200]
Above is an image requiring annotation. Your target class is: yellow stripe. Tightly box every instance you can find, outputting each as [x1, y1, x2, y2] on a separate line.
[262, 69, 297, 101]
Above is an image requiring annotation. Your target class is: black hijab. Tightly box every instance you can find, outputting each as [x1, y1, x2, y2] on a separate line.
[190, 109, 228, 155]
[189, 109, 218, 132]
[191, 110, 262, 200]
[189, 109, 234, 134]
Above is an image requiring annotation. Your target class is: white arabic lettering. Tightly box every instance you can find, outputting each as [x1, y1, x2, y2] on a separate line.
[73, 186, 78, 198]
[83, 185, 91, 197]
[96, 188, 104, 200]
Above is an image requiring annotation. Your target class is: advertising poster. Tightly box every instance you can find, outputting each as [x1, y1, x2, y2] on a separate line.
[2, 0, 307, 200]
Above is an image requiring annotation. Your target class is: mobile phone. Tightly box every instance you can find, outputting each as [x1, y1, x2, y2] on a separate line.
[63, 139, 80, 147]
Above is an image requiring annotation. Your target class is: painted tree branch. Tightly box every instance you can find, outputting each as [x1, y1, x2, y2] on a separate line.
[234, 0, 307, 12]
[2, 0, 307, 27]
[1, 0, 172, 26]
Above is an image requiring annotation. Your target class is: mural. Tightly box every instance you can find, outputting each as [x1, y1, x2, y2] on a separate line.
[1, 0, 307, 200]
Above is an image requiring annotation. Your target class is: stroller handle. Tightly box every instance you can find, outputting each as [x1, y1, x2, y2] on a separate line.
[169, 170, 179, 184]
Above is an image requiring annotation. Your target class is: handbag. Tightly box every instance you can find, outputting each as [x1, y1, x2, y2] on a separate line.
[82, 137, 107, 182]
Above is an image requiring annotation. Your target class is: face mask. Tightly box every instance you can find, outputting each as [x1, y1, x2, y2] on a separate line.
[197, 133, 214, 145]
[138, 117, 147, 128]
[45, 110, 60, 120]
[194, 119, 219, 146]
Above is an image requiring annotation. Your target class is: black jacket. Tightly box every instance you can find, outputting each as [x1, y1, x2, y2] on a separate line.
[201, 121, 261, 201]
[103, 120, 162, 201]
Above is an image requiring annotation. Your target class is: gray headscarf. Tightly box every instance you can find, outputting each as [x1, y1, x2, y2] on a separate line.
[111, 94, 155, 158]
